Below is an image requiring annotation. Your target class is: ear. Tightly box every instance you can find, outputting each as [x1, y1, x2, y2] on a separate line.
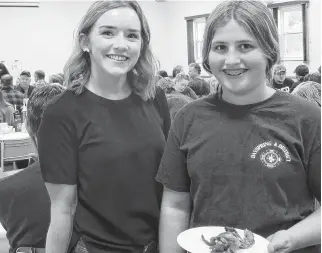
[80, 33, 90, 52]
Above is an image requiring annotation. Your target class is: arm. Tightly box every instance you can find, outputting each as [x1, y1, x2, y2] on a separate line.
[159, 187, 192, 253]
[45, 183, 77, 253]
[267, 208, 321, 253]
[288, 207, 321, 250]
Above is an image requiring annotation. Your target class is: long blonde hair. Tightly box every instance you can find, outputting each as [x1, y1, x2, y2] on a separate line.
[64, 0, 158, 101]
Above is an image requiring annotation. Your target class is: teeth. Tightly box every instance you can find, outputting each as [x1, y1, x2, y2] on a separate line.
[224, 69, 247, 76]
[107, 55, 127, 61]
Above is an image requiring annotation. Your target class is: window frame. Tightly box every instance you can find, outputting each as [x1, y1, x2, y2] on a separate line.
[268, 0, 309, 63]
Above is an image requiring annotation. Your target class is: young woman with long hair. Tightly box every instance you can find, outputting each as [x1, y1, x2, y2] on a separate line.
[37, 1, 170, 253]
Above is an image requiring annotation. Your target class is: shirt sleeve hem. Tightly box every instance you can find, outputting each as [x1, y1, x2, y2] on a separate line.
[155, 176, 190, 193]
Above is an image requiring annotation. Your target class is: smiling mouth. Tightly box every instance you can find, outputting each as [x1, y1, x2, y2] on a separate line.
[106, 55, 128, 61]
[223, 69, 248, 76]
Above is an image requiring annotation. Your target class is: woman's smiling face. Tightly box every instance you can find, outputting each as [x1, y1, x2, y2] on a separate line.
[208, 19, 268, 96]
[86, 7, 142, 78]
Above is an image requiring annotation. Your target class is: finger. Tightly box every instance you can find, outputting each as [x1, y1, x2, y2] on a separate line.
[267, 243, 275, 253]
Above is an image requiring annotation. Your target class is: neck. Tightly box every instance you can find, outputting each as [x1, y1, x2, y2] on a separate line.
[86, 70, 131, 100]
[221, 83, 276, 105]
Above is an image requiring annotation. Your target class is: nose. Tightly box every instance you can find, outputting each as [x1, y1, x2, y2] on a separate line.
[113, 33, 127, 51]
[224, 48, 241, 66]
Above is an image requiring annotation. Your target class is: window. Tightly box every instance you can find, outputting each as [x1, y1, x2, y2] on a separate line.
[268, 0, 309, 75]
[193, 17, 207, 64]
[185, 14, 209, 76]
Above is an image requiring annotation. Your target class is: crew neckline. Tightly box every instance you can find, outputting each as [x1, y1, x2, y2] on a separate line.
[82, 87, 136, 106]
[212, 90, 281, 110]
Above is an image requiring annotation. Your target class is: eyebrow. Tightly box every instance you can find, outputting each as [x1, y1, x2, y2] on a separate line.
[99, 25, 140, 33]
[212, 39, 255, 44]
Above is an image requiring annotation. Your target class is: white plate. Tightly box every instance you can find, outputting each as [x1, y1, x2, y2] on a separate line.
[177, 226, 269, 253]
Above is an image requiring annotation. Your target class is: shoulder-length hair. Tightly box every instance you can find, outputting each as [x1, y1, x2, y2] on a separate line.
[202, 0, 279, 81]
[64, 0, 157, 100]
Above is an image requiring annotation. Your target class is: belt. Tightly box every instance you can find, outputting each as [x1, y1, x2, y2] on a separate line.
[15, 247, 46, 253]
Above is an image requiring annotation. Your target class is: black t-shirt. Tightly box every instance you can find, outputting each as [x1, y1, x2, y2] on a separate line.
[156, 91, 320, 253]
[38, 88, 170, 253]
[0, 162, 50, 253]
[272, 77, 294, 90]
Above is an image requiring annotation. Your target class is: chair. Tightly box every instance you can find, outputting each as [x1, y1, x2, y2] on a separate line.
[0, 136, 36, 172]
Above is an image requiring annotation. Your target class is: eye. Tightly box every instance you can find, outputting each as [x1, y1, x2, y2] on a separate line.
[102, 30, 114, 37]
[128, 33, 140, 40]
[212, 44, 227, 52]
[239, 44, 254, 51]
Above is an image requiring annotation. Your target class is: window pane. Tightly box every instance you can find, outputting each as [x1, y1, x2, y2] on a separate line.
[197, 22, 206, 40]
[195, 41, 203, 63]
[283, 10, 302, 33]
[283, 33, 303, 58]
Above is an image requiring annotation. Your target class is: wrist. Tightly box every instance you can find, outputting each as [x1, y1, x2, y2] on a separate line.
[286, 228, 299, 252]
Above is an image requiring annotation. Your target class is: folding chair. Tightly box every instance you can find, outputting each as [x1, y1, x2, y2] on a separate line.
[0, 136, 36, 172]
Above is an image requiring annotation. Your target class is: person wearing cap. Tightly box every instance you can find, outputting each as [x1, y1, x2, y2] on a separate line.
[15, 71, 35, 98]
[290, 64, 310, 92]
[272, 64, 294, 91]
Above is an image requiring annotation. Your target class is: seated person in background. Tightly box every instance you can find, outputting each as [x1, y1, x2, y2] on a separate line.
[290, 64, 309, 92]
[292, 81, 321, 107]
[303, 72, 321, 84]
[271, 64, 294, 91]
[172, 65, 184, 79]
[156, 70, 169, 82]
[34, 70, 47, 88]
[0, 91, 14, 126]
[166, 94, 193, 121]
[157, 70, 168, 78]
[174, 73, 198, 100]
[188, 77, 210, 97]
[15, 71, 35, 99]
[49, 73, 64, 85]
[157, 77, 176, 94]
[0, 74, 23, 112]
[0, 84, 66, 253]
[188, 63, 210, 97]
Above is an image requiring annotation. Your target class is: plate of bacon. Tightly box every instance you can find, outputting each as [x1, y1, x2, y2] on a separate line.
[177, 226, 269, 253]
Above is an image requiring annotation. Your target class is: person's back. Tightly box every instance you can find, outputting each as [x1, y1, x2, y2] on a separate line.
[0, 74, 24, 111]
[188, 77, 210, 97]
[0, 162, 50, 253]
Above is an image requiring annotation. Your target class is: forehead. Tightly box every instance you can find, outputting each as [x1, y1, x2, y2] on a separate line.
[212, 19, 256, 43]
[93, 7, 141, 31]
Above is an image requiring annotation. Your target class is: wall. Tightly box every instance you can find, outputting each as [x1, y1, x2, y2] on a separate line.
[0, 0, 320, 81]
[160, 0, 321, 75]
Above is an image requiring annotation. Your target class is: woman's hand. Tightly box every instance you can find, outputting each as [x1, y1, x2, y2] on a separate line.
[267, 230, 295, 253]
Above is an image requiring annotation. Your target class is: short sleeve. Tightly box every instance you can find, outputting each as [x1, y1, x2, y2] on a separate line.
[37, 103, 78, 185]
[155, 111, 190, 192]
[153, 87, 171, 139]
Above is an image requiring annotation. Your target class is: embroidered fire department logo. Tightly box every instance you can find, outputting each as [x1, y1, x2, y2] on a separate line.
[260, 149, 282, 168]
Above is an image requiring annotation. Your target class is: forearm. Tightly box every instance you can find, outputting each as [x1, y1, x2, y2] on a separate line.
[46, 211, 74, 253]
[159, 206, 190, 253]
[288, 207, 321, 250]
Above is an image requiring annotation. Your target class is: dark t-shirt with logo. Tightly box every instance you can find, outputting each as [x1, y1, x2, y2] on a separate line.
[156, 91, 320, 253]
